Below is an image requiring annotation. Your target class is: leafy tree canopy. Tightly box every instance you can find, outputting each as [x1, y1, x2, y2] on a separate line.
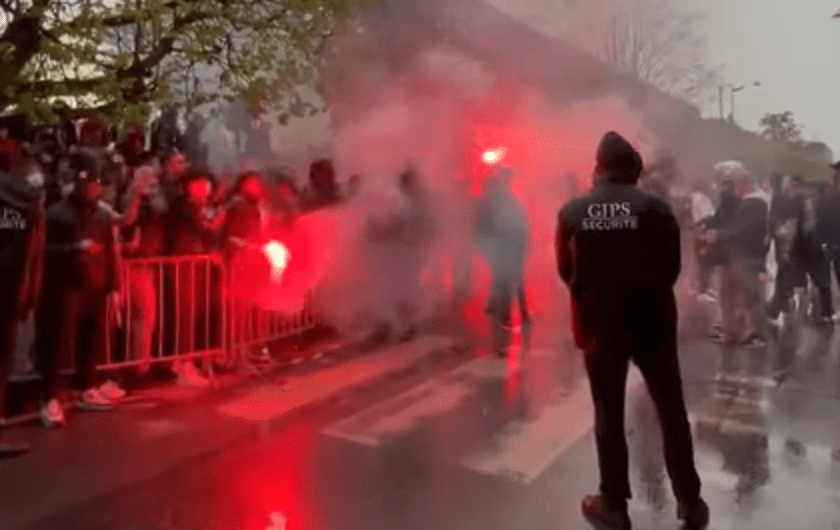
[759, 111, 802, 143]
[0, 0, 369, 126]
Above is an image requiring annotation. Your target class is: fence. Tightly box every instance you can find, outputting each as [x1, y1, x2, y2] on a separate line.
[9, 253, 322, 383]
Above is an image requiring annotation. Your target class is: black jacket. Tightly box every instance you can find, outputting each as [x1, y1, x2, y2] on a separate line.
[44, 194, 119, 293]
[815, 188, 840, 247]
[0, 171, 45, 313]
[556, 175, 680, 349]
[166, 198, 215, 256]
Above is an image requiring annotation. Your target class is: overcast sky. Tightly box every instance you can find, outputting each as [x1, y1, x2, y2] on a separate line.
[488, 0, 840, 156]
[697, 0, 840, 153]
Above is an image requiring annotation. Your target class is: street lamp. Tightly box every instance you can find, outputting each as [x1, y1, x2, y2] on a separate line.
[718, 82, 761, 123]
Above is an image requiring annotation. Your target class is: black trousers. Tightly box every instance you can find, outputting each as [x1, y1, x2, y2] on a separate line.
[36, 283, 108, 400]
[583, 314, 701, 506]
[0, 284, 18, 418]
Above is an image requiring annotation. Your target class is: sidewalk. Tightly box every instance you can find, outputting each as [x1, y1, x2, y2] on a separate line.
[0, 335, 461, 530]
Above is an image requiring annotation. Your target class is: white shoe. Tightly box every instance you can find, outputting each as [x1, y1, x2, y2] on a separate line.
[99, 380, 127, 401]
[40, 399, 66, 428]
[177, 363, 210, 388]
[77, 388, 114, 411]
[697, 292, 717, 304]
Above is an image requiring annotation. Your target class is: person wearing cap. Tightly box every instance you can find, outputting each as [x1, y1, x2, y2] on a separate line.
[36, 167, 122, 427]
[556, 131, 708, 529]
[0, 156, 45, 456]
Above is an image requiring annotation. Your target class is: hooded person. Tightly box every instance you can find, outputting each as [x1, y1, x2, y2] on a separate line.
[473, 165, 531, 357]
[36, 167, 122, 428]
[0, 159, 45, 456]
[556, 132, 708, 530]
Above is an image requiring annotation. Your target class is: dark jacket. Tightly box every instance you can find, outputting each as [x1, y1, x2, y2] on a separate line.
[220, 196, 264, 253]
[44, 194, 119, 293]
[815, 187, 840, 248]
[556, 175, 680, 349]
[705, 191, 739, 230]
[0, 171, 45, 314]
[166, 198, 215, 256]
[719, 196, 769, 266]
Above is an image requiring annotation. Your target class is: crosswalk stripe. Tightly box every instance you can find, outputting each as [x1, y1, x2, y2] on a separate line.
[460, 367, 645, 485]
[321, 374, 475, 447]
[216, 335, 455, 422]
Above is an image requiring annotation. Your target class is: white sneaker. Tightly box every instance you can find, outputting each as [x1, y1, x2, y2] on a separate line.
[177, 363, 210, 388]
[697, 292, 718, 304]
[76, 388, 114, 411]
[40, 399, 66, 428]
[99, 380, 127, 401]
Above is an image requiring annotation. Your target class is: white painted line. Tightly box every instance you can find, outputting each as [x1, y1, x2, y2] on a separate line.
[216, 335, 455, 422]
[461, 367, 645, 485]
[321, 375, 475, 447]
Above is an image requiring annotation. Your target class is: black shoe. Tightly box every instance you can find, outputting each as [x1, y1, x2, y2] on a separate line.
[677, 498, 710, 529]
[581, 495, 631, 529]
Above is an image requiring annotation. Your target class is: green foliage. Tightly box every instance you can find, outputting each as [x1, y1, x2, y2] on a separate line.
[759, 111, 802, 143]
[0, 0, 370, 125]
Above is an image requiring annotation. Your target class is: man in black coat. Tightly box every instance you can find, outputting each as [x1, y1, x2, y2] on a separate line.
[37, 169, 121, 427]
[0, 161, 44, 456]
[556, 132, 708, 529]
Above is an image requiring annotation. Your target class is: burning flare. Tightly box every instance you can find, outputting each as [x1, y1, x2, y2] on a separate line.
[263, 241, 291, 281]
[482, 148, 506, 165]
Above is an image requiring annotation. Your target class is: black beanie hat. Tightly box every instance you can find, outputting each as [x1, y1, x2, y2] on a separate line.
[596, 131, 641, 176]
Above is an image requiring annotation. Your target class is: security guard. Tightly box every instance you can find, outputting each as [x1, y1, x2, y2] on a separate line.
[556, 132, 708, 529]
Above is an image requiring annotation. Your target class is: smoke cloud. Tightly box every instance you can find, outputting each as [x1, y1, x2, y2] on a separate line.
[279, 0, 707, 348]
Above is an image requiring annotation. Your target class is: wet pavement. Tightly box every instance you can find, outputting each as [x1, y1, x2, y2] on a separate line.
[2, 313, 840, 530]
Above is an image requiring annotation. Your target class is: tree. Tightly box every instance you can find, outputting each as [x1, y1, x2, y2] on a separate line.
[760, 111, 802, 143]
[538, 0, 719, 103]
[0, 0, 368, 125]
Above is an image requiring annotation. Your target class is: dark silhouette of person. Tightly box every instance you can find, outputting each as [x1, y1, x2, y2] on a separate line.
[556, 131, 709, 529]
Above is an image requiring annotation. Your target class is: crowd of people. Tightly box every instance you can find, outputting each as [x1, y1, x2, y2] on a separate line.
[0, 113, 355, 447]
[650, 157, 840, 356]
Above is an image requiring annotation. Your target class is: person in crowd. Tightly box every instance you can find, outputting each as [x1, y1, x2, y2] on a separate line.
[221, 171, 269, 259]
[816, 162, 840, 321]
[37, 169, 122, 427]
[121, 164, 168, 376]
[301, 158, 341, 212]
[365, 166, 433, 343]
[118, 126, 146, 170]
[796, 179, 834, 324]
[703, 170, 770, 348]
[556, 131, 708, 530]
[0, 157, 45, 455]
[159, 150, 189, 207]
[164, 169, 220, 386]
[473, 166, 531, 358]
[690, 180, 717, 299]
[767, 176, 808, 323]
[0, 126, 22, 173]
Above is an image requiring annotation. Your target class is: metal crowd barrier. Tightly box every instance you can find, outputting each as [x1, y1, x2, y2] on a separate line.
[106, 254, 228, 372]
[9, 253, 322, 382]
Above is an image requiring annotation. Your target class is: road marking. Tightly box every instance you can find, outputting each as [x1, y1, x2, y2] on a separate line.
[321, 373, 475, 447]
[461, 367, 645, 485]
[216, 335, 455, 422]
